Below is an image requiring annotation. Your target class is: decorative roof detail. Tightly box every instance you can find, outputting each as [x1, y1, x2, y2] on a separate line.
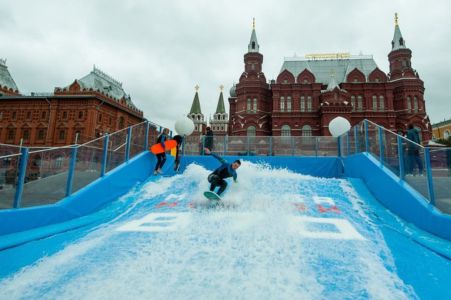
[0, 58, 19, 92]
[391, 13, 406, 51]
[280, 54, 378, 84]
[248, 18, 260, 53]
[326, 74, 340, 91]
[215, 86, 226, 114]
[189, 85, 203, 114]
[64, 65, 137, 109]
[229, 83, 237, 97]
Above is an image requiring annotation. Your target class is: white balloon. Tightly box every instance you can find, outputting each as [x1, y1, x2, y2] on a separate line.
[328, 116, 351, 137]
[174, 117, 195, 136]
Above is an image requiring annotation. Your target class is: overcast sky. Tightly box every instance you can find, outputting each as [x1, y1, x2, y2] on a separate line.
[1, 0, 450, 129]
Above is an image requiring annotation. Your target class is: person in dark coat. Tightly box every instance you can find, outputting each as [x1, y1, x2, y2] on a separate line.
[406, 123, 424, 175]
[172, 134, 183, 172]
[204, 127, 214, 152]
[154, 128, 169, 175]
[204, 148, 240, 196]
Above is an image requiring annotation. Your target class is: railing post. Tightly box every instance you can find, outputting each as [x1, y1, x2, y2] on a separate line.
[269, 136, 273, 156]
[125, 127, 132, 161]
[354, 126, 359, 153]
[201, 135, 205, 155]
[315, 137, 319, 157]
[397, 136, 405, 179]
[291, 136, 295, 156]
[65, 145, 78, 197]
[13, 147, 29, 208]
[337, 136, 342, 157]
[378, 127, 384, 165]
[100, 134, 109, 177]
[144, 121, 149, 151]
[223, 135, 227, 156]
[346, 131, 350, 156]
[364, 120, 369, 153]
[424, 148, 436, 206]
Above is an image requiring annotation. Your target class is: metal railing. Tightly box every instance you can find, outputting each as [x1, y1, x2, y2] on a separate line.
[339, 119, 451, 215]
[0, 121, 162, 209]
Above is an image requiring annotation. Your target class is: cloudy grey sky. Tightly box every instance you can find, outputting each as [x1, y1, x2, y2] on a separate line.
[1, 0, 450, 128]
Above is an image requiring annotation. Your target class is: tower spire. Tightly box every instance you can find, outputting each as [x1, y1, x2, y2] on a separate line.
[189, 85, 202, 114]
[215, 85, 226, 114]
[391, 12, 406, 50]
[248, 18, 260, 53]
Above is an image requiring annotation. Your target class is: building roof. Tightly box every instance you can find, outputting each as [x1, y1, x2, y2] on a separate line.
[0, 59, 19, 92]
[189, 90, 202, 114]
[280, 54, 379, 84]
[432, 118, 451, 128]
[69, 66, 137, 109]
[215, 91, 226, 114]
[248, 19, 260, 53]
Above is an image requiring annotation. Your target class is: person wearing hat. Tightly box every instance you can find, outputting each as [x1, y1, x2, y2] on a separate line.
[204, 148, 241, 196]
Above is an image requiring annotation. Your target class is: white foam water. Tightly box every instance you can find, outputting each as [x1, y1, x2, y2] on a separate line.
[0, 161, 416, 299]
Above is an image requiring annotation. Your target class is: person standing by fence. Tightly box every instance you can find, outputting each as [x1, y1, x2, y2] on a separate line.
[406, 123, 424, 176]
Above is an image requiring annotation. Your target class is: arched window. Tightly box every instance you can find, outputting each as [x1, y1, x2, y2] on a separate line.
[300, 96, 305, 112]
[247, 126, 256, 137]
[372, 96, 378, 111]
[247, 98, 251, 112]
[307, 96, 312, 112]
[302, 125, 312, 136]
[379, 96, 385, 111]
[407, 96, 411, 112]
[413, 96, 418, 112]
[287, 97, 292, 112]
[281, 125, 291, 136]
[357, 96, 363, 111]
[280, 97, 285, 111]
[253, 98, 257, 112]
[351, 96, 355, 111]
[252, 42, 256, 49]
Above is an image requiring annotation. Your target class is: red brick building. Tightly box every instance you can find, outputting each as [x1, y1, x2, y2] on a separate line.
[228, 16, 432, 142]
[0, 65, 143, 146]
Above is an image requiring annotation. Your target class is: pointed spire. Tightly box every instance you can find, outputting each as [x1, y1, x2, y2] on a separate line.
[215, 85, 226, 114]
[189, 85, 202, 114]
[391, 12, 406, 51]
[248, 18, 260, 53]
[326, 72, 339, 91]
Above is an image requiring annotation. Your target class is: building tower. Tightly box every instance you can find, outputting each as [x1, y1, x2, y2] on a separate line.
[187, 85, 206, 134]
[0, 59, 20, 96]
[388, 13, 431, 141]
[210, 85, 228, 136]
[229, 19, 272, 136]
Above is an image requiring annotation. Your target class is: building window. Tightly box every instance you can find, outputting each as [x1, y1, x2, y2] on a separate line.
[41, 111, 47, 119]
[62, 111, 68, 120]
[59, 130, 66, 140]
[98, 113, 102, 122]
[281, 125, 291, 136]
[413, 96, 418, 112]
[307, 96, 312, 112]
[37, 129, 45, 140]
[300, 96, 305, 112]
[22, 129, 30, 140]
[54, 157, 64, 169]
[78, 111, 84, 119]
[26, 111, 32, 120]
[351, 96, 355, 111]
[286, 97, 292, 112]
[407, 97, 411, 112]
[12, 112, 16, 120]
[280, 97, 285, 111]
[357, 96, 363, 111]
[283, 79, 288, 84]
[444, 130, 450, 140]
[0, 112, 2, 120]
[247, 126, 256, 136]
[379, 96, 385, 111]
[302, 125, 312, 136]
[253, 98, 257, 112]
[7, 129, 15, 141]
[247, 98, 251, 112]
[372, 96, 378, 111]
[119, 116, 125, 129]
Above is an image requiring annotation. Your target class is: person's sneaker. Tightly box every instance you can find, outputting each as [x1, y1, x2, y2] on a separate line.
[153, 170, 158, 175]
[157, 169, 163, 174]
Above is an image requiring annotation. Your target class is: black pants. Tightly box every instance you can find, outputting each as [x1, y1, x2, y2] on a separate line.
[208, 174, 227, 196]
[155, 153, 166, 170]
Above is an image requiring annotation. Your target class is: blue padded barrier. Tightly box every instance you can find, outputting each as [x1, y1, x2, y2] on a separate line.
[344, 153, 451, 241]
